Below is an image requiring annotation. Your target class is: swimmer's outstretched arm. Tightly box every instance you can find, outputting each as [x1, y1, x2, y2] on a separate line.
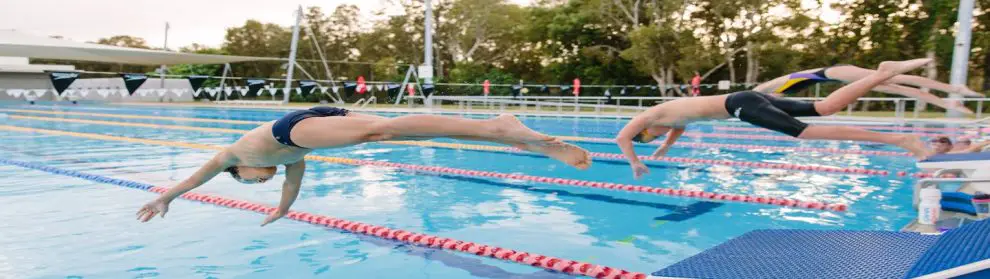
[261, 160, 305, 226]
[652, 128, 685, 157]
[616, 107, 662, 179]
[960, 141, 990, 153]
[136, 151, 237, 222]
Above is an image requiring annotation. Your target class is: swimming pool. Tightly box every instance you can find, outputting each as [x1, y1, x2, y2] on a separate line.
[0, 102, 971, 278]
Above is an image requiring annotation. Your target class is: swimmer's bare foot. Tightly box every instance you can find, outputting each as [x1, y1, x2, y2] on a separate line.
[489, 114, 592, 169]
[514, 139, 592, 170]
[491, 114, 554, 143]
[954, 85, 984, 97]
[877, 58, 933, 75]
[895, 135, 935, 160]
[947, 100, 975, 115]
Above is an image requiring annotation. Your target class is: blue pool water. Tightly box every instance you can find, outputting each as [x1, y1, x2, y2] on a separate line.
[0, 102, 962, 278]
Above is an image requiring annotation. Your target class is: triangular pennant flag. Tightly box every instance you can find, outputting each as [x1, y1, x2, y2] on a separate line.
[32, 89, 47, 97]
[422, 83, 435, 97]
[97, 89, 109, 98]
[299, 80, 318, 95]
[10, 89, 22, 98]
[192, 89, 201, 97]
[208, 88, 218, 97]
[3, 89, 11, 96]
[47, 71, 80, 95]
[375, 84, 384, 91]
[246, 79, 266, 96]
[138, 89, 150, 96]
[223, 87, 233, 96]
[331, 86, 339, 93]
[295, 88, 302, 95]
[237, 86, 249, 96]
[63, 89, 77, 97]
[156, 89, 168, 97]
[171, 89, 185, 97]
[267, 87, 280, 96]
[78, 90, 89, 97]
[120, 73, 148, 95]
[186, 75, 209, 92]
[319, 87, 329, 94]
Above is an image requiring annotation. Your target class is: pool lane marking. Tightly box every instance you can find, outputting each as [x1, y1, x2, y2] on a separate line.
[4, 114, 922, 179]
[0, 125, 849, 212]
[0, 158, 647, 279]
[2, 108, 913, 155]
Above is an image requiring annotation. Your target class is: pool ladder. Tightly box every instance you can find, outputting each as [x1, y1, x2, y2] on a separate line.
[352, 97, 377, 108]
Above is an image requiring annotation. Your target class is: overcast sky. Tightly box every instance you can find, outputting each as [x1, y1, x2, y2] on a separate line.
[0, 0, 838, 50]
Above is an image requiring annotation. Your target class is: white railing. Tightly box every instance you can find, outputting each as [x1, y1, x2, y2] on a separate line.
[213, 100, 285, 106]
[352, 96, 377, 108]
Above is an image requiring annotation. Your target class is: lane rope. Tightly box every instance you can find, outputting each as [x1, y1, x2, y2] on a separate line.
[2, 108, 913, 156]
[5, 114, 921, 177]
[0, 158, 647, 279]
[0, 125, 851, 211]
[713, 126, 976, 137]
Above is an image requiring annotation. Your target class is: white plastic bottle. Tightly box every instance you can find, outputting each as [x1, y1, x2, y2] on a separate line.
[918, 187, 942, 225]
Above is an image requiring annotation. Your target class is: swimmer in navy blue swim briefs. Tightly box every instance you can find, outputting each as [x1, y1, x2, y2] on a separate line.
[614, 59, 937, 179]
[137, 108, 592, 226]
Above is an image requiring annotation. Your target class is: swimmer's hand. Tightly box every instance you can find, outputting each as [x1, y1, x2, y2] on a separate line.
[136, 198, 170, 222]
[631, 161, 649, 179]
[261, 210, 287, 227]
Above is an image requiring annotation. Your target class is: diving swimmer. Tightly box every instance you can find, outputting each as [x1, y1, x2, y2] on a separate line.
[136, 109, 591, 225]
[753, 63, 982, 115]
[617, 58, 937, 179]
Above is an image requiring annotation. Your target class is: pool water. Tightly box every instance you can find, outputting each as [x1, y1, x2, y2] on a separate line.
[0, 102, 958, 278]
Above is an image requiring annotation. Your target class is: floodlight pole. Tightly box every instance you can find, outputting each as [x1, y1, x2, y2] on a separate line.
[284, 6, 303, 104]
[947, 0, 974, 118]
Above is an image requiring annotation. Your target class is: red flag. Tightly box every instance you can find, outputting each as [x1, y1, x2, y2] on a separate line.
[573, 78, 581, 96]
[357, 76, 367, 94]
[407, 84, 415, 96]
[483, 80, 490, 95]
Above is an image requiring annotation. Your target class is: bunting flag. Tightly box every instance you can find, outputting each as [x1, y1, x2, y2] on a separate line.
[343, 82, 357, 97]
[319, 87, 329, 95]
[32, 89, 47, 97]
[156, 89, 168, 97]
[422, 83, 435, 98]
[236, 86, 248, 96]
[620, 87, 627, 95]
[299, 80, 319, 95]
[511, 84, 522, 99]
[78, 89, 89, 97]
[375, 84, 384, 91]
[97, 89, 109, 98]
[120, 73, 148, 95]
[267, 87, 280, 96]
[137, 89, 151, 96]
[560, 85, 572, 94]
[9, 89, 23, 98]
[186, 75, 208, 92]
[47, 71, 80, 95]
[246, 79, 266, 96]
[386, 83, 402, 101]
[294, 88, 302, 95]
[171, 89, 186, 97]
[331, 86, 339, 93]
[63, 89, 77, 98]
[207, 88, 219, 97]
[223, 87, 233, 96]
[483, 80, 490, 95]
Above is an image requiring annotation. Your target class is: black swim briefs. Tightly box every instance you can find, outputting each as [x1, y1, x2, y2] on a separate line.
[272, 106, 350, 148]
[723, 91, 820, 137]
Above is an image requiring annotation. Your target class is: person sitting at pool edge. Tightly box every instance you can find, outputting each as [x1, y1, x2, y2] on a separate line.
[137, 110, 592, 226]
[930, 136, 990, 154]
[615, 58, 936, 179]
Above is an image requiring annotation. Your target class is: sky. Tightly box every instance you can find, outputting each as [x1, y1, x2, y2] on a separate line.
[0, 0, 839, 50]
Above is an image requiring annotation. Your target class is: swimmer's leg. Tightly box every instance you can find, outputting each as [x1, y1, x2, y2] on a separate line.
[797, 126, 932, 159]
[827, 64, 982, 97]
[872, 84, 973, 115]
[294, 114, 591, 169]
[813, 59, 933, 116]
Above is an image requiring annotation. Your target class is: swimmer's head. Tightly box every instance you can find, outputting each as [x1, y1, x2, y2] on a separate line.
[956, 137, 972, 147]
[225, 165, 276, 184]
[929, 136, 953, 154]
[631, 126, 670, 143]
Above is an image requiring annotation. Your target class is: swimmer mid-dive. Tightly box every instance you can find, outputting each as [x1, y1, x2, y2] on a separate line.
[616, 58, 936, 179]
[137, 110, 591, 225]
[753, 62, 982, 115]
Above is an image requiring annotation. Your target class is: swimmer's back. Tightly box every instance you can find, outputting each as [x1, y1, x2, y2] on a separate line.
[649, 95, 732, 125]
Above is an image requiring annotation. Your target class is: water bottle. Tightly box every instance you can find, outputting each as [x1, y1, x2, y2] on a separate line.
[918, 187, 942, 225]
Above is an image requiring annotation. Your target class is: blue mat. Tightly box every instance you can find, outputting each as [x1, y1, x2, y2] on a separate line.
[652, 230, 940, 279]
[922, 152, 990, 163]
[904, 218, 990, 278]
